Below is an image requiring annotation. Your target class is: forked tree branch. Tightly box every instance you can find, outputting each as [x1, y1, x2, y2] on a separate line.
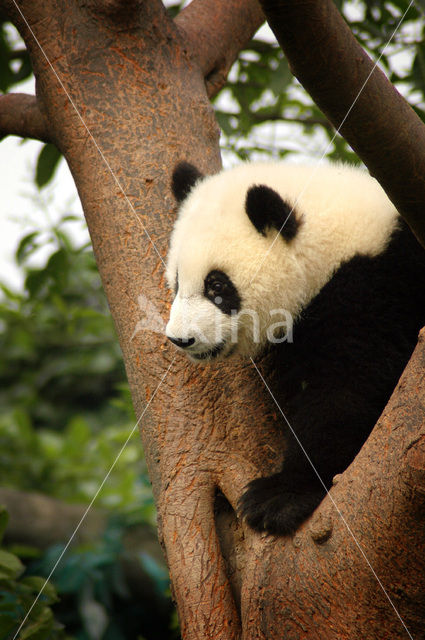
[80, 0, 142, 12]
[0, 0, 51, 30]
[175, 0, 264, 98]
[259, 0, 425, 247]
[79, 0, 162, 24]
[0, 93, 51, 142]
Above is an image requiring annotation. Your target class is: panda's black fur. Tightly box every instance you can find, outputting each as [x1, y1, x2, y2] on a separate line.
[167, 161, 425, 536]
[239, 219, 425, 534]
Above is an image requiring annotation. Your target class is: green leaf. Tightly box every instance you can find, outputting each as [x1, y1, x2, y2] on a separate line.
[21, 577, 59, 604]
[269, 57, 292, 97]
[35, 144, 62, 189]
[0, 616, 17, 638]
[0, 549, 24, 579]
[20, 606, 54, 639]
[0, 27, 15, 93]
[416, 0, 425, 15]
[25, 268, 48, 298]
[0, 508, 8, 544]
[16, 232, 40, 265]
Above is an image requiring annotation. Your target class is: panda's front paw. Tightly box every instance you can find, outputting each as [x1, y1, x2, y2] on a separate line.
[239, 473, 325, 536]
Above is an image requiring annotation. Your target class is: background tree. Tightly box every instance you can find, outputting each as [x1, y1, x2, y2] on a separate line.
[0, 1, 425, 639]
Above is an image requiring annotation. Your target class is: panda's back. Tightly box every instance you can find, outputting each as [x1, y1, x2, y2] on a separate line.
[273, 217, 425, 451]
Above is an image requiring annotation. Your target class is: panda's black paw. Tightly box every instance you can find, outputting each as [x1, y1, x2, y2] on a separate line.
[238, 473, 325, 536]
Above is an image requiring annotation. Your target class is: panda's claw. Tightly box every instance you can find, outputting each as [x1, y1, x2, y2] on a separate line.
[239, 473, 325, 537]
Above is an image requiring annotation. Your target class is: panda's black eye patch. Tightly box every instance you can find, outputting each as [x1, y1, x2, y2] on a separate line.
[204, 270, 241, 315]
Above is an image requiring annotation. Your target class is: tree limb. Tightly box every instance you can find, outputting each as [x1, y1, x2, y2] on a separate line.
[0, 0, 51, 32]
[79, 0, 162, 24]
[259, 0, 425, 247]
[175, 0, 264, 98]
[0, 93, 51, 142]
[242, 329, 425, 639]
[0, 487, 105, 549]
[0, 487, 163, 562]
[80, 0, 142, 13]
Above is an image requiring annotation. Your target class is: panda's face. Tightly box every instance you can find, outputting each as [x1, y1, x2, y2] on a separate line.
[165, 162, 302, 363]
[166, 267, 241, 362]
[165, 160, 400, 363]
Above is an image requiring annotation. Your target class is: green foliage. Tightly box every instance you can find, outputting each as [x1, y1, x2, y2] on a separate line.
[0, 217, 174, 638]
[36, 145, 62, 190]
[3, 3, 425, 167]
[0, 507, 67, 640]
[0, 218, 128, 434]
[164, 1, 185, 19]
[0, 21, 63, 185]
[28, 520, 175, 640]
[0, 408, 155, 518]
[215, 0, 425, 163]
[0, 218, 155, 519]
[0, 23, 31, 94]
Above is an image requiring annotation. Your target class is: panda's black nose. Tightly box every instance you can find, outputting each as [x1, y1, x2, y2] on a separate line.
[168, 336, 195, 348]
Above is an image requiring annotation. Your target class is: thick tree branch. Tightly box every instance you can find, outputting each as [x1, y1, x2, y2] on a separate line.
[242, 329, 425, 639]
[80, 0, 142, 14]
[0, 93, 51, 142]
[175, 0, 264, 98]
[259, 0, 425, 247]
[0, 487, 105, 549]
[80, 0, 164, 26]
[0, 487, 163, 560]
[0, 0, 51, 31]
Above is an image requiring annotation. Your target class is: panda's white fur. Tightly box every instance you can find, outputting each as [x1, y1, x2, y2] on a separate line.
[166, 162, 398, 360]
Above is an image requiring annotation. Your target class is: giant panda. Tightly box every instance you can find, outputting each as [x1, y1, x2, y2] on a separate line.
[165, 160, 425, 536]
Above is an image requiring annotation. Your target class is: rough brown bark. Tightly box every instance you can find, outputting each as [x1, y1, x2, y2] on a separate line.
[241, 330, 425, 639]
[1, 2, 264, 639]
[1, 1, 424, 639]
[259, 0, 425, 247]
[0, 93, 50, 141]
[175, 0, 264, 97]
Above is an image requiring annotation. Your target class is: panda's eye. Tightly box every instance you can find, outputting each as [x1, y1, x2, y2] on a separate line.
[204, 269, 241, 316]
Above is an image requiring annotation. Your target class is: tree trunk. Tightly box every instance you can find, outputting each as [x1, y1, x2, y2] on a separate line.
[1, 1, 424, 638]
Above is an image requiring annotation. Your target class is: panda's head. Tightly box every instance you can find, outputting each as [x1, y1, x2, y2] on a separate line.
[165, 160, 399, 363]
[165, 162, 303, 362]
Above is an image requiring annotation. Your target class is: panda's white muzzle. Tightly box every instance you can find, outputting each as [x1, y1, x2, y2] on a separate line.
[165, 294, 232, 361]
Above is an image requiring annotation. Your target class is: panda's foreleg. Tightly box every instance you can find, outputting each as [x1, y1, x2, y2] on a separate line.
[238, 466, 326, 537]
[238, 383, 374, 536]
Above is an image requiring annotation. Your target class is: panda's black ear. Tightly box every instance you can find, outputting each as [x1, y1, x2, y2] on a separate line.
[171, 162, 204, 203]
[245, 184, 300, 241]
